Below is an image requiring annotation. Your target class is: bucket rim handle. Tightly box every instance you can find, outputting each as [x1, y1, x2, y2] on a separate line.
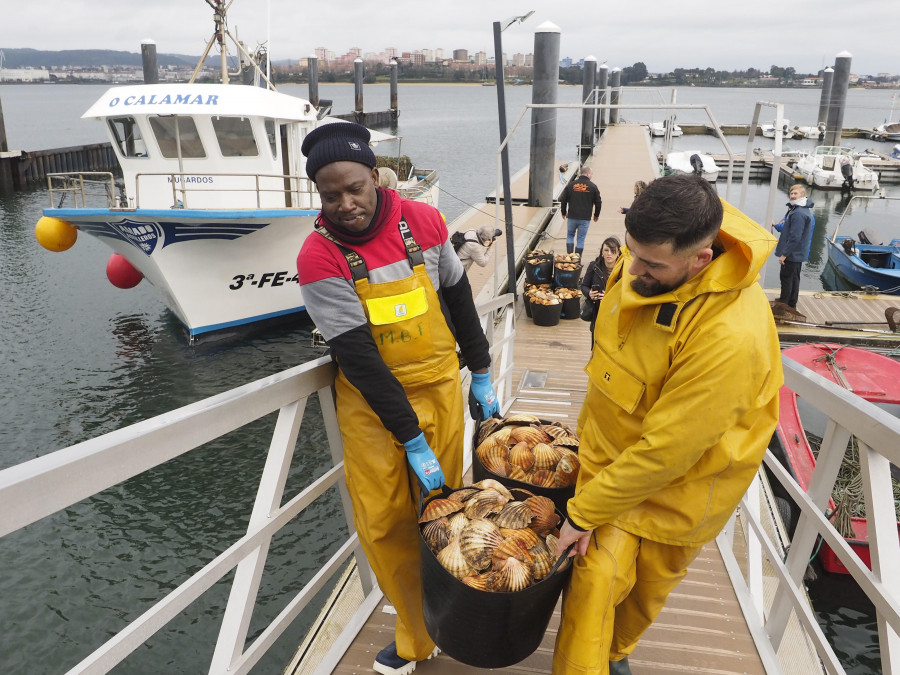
[548, 543, 576, 577]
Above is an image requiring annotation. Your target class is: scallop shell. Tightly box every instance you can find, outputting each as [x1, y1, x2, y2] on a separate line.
[483, 456, 511, 478]
[421, 516, 450, 553]
[476, 437, 507, 464]
[491, 536, 533, 569]
[530, 469, 557, 488]
[526, 495, 560, 534]
[507, 464, 528, 481]
[500, 527, 541, 549]
[508, 442, 535, 472]
[464, 488, 509, 519]
[532, 443, 562, 472]
[419, 497, 464, 523]
[496, 556, 534, 592]
[509, 425, 552, 446]
[541, 424, 571, 440]
[553, 435, 580, 450]
[504, 413, 542, 425]
[437, 538, 473, 579]
[446, 487, 479, 503]
[491, 501, 535, 529]
[460, 572, 492, 591]
[459, 518, 505, 571]
[555, 453, 581, 488]
[447, 512, 470, 538]
[488, 426, 513, 445]
[530, 540, 554, 581]
[470, 479, 513, 500]
[509, 487, 536, 501]
[476, 416, 504, 445]
[544, 533, 571, 571]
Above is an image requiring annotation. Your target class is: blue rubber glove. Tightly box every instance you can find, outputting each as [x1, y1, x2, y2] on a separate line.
[403, 433, 444, 493]
[471, 371, 500, 418]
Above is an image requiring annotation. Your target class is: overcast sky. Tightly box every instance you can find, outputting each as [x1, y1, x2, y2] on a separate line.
[4, 0, 896, 76]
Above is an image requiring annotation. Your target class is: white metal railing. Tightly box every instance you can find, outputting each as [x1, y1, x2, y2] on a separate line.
[0, 295, 515, 674]
[717, 356, 900, 674]
[46, 172, 120, 208]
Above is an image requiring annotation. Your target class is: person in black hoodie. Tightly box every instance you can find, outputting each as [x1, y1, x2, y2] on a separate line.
[560, 166, 603, 256]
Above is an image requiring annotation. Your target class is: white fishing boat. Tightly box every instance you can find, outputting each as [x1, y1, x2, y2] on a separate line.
[664, 150, 719, 182]
[873, 121, 900, 142]
[35, 3, 437, 343]
[794, 145, 880, 191]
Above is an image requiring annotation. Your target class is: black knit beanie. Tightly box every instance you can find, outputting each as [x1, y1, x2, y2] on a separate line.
[301, 122, 377, 182]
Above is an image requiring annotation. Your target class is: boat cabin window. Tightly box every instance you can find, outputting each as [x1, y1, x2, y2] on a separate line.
[108, 117, 148, 158]
[149, 116, 206, 159]
[211, 116, 259, 157]
[264, 119, 278, 159]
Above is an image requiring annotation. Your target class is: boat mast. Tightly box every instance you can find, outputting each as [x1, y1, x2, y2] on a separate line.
[188, 0, 277, 89]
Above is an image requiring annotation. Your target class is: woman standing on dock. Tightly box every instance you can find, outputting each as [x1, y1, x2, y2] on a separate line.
[580, 236, 621, 334]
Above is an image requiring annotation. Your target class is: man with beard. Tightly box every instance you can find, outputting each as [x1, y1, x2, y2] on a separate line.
[551, 174, 783, 675]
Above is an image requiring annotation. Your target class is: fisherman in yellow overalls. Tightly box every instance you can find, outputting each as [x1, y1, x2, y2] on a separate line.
[551, 175, 782, 674]
[296, 122, 499, 675]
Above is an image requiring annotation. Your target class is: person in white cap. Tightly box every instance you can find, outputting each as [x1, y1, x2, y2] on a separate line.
[455, 224, 503, 270]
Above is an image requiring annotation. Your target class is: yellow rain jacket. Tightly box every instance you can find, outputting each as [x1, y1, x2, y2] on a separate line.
[568, 201, 783, 545]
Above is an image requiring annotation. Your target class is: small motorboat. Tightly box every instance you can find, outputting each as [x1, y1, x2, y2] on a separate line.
[761, 118, 794, 139]
[824, 194, 900, 294]
[648, 120, 683, 137]
[795, 145, 880, 191]
[791, 123, 825, 140]
[664, 151, 718, 182]
[770, 343, 900, 574]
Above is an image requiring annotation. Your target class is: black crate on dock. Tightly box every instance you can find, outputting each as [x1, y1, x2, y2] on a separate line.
[524, 252, 554, 285]
[419, 491, 571, 668]
[553, 263, 583, 290]
[528, 298, 562, 327]
[559, 295, 581, 320]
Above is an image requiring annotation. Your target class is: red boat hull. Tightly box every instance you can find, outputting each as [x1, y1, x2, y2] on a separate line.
[775, 343, 900, 575]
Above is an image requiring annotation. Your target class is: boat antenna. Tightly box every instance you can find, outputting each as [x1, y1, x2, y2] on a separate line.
[189, 0, 277, 89]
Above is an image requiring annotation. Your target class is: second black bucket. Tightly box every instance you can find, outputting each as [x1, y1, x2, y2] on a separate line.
[560, 296, 581, 319]
[420, 494, 572, 668]
[530, 300, 561, 327]
[554, 264, 583, 289]
[525, 254, 553, 285]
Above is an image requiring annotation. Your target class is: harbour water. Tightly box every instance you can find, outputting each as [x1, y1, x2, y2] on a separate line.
[1, 83, 898, 673]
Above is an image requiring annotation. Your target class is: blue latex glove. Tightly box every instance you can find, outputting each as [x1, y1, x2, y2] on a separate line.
[403, 433, 444, 493]
[471, 371, 500, 418]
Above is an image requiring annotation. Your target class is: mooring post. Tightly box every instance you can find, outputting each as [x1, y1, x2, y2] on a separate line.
[390, 60, 399, 120]
[824, 53, 851, 147]
[307, 55, 319, 108]
[597, 63, 609, 133]
[354, 57, 364, 124]
[609, 68, 622, 125]
[580, 55, 596, 162]
[818, 66, 834, 127]
[141, 40, 159, 84]
[528, 21, 560, 208]
[0, 86, 12, 194]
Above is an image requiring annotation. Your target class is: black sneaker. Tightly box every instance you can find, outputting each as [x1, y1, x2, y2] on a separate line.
[372, 642, 439, 675]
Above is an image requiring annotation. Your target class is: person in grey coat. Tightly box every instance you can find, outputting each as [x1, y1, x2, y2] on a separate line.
[456, 224, 502, 270]
[773, 184, 815, 309]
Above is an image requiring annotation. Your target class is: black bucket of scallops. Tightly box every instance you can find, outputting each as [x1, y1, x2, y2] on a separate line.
[472, 414, 580, 519]
[418, 480, 572, 668]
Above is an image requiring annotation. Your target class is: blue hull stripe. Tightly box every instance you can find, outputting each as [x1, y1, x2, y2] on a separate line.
[46, 208, 320, 219]
[190, 305, 309, 336]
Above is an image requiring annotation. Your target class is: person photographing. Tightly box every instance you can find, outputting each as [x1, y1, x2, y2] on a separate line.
[455, 224, 503, 270]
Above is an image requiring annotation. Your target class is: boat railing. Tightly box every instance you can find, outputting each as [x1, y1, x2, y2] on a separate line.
[0, 294, 516, 675]
[717, 356, 900, 674]
[46, 171, 123, 209]
[134, 171, 319, 210]
[830, 194, 900, 243]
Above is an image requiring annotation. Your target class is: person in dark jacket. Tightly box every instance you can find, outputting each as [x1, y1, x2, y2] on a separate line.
[772, 184, 815, 309]
[580, 237, 621, 334]
[560, 166, 603, 256]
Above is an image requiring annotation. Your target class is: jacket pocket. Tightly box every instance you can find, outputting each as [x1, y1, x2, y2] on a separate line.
[585, 346, 645, 415]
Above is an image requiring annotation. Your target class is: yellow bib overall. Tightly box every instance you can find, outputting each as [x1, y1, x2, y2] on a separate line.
[324, 217, 464, 661]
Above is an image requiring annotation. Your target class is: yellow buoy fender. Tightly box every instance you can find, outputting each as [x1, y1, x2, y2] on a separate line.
[35, 216, 77, 252]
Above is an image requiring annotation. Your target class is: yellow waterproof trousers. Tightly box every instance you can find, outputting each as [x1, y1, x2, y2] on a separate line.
[335, 364, 464, 662]
[552, 524, 703, 674]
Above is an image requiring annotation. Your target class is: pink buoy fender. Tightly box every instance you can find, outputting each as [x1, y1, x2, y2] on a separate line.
[106, 253, 144, 289]
[35, 216, 78, 252]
